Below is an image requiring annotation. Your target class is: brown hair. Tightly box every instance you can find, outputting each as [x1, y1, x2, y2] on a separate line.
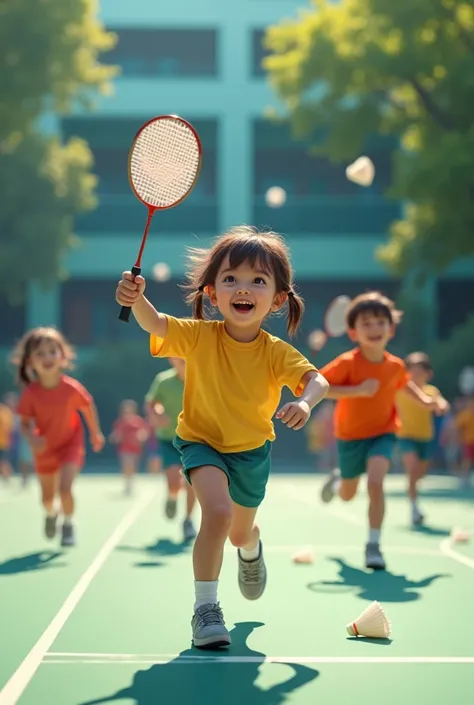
[405, 352, 433, 372]
[346, 291, 402, 330]
[11, 327, 76, 385]
[183, 225, 304, 336]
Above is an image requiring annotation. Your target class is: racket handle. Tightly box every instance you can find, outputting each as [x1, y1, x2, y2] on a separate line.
[118, 265, 142, 323]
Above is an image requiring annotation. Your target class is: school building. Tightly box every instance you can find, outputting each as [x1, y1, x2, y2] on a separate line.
[5, 0, 474, 357]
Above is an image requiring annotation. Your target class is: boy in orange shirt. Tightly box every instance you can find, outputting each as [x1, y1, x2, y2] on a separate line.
[455, 396, 474, 487]
[320, 292, 442, 570]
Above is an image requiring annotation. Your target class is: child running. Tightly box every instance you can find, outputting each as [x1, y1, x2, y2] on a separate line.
[145, 358, 197, 541]
[12, 327, 105, 546]
[0, 399, 14, 481]
[454, 396, 474, 487]
[319, 292, 443, 570]
[110, 399, 150, 496]
[396, 352, 449, 526]
[116, 226, 328, 648]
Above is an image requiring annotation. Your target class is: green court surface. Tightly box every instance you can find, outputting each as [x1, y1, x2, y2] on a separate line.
[0, 473, 473, 705]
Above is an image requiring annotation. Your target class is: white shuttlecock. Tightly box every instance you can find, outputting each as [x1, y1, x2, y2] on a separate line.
[265, 186, 287, 208]
[307, 329, 327, 352]
[292, 546, 315, 564]
[346, 156, 375, 187]
[152, 262, 171, 282]
[346, 601, 391, 638]
[451, 527, 470, 543]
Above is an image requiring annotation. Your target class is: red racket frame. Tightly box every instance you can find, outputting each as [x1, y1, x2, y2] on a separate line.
[118, 115, 202, 322]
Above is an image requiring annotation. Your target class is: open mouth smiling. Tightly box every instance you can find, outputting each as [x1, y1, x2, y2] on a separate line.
[232, 299, 255, 313]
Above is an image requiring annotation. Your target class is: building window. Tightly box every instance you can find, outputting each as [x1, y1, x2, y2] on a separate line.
[0, 296, 26, 346]
[104, 29, 218, 77]
[62, 118, 219, 234]
[251, 29, 268, 77]
[252, 119, 399, 234]
[437, 279, 474, 339]
[61, 279, 189, 346]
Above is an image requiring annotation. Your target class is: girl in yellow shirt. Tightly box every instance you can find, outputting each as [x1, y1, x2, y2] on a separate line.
[116, 225, 328, 649]
[396, 352, 449, 526]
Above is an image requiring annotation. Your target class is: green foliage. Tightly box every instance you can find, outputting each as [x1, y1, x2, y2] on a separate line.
[0, 0, 118, 302]
[264, 0, 474, 274]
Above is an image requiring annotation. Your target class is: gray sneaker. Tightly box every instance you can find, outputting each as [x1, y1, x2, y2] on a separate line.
[183, 517, 197, 541]
[61, 523, 76, 547]
[191, 603, 231, 649]
[44, 514, 58, 539]
[365, 542, 386, 570]
[238, 541, 267, 600]
[321, 468, 340, 503]
[165, 497, 177, 519]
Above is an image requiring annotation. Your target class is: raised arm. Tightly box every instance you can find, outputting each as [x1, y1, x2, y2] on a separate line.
[115, 271, 168, 337]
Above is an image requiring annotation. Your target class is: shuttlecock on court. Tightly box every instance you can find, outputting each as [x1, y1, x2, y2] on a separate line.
[346, 601, 391, 638]
[265, 186, 287, 208]
[152, 262, 171, 282]
[346, 156, 375, 187]
[292, 546, 315, 564]
[308, 329, 327, 352]
[450, 527, 470, 543]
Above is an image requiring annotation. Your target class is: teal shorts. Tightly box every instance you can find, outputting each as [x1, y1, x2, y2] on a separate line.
[173, 436, 272, 508]
[337, 433, 396, 480]
[160, 439, 182, 470]
[398, 438, 432, 461]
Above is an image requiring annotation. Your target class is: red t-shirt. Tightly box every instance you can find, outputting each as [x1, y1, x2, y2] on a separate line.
[113, 415, 149, 454]
[17, 375, 92, 455]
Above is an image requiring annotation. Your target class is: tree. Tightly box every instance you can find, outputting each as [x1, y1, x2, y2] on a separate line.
[263, 0, 474, 276]
[0, 0, 117, 301]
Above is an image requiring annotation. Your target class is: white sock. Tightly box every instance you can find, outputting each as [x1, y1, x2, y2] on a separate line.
[411, 499, 419, 510]
[194, 580, 218, 611]
[239, 541, 260, 562]
[46, 508, 56, 518]
[63, 514, 73, 526]
[369, 528, 381, 544]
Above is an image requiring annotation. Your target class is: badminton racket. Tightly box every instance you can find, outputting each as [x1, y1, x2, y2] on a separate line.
[307, 295, 351, 355]
[118, 115, 202, 322]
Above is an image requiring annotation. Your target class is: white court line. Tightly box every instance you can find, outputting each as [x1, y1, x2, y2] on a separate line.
[42, 652, 474, 665]
[0, 490, 156, 705]
[439, 539, 474, 570]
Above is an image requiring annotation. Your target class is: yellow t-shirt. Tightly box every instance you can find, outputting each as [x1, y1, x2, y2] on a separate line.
[0, 403, 14, 450]
[455, 409, 474, 444]
[396, 384, 440, 441]
[150, 315, 317, 453]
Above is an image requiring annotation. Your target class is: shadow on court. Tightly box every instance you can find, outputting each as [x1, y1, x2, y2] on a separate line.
[0, 550, 64, 576]
[307, 557, 450, 602]
[116, 538, 192, 568]
[400, 524, 451, 538]
[80, 622, 319, 705]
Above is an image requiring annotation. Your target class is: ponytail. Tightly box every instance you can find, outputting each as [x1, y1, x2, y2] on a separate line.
[185, 287, 205, 320]
[287, 290, 305, 337]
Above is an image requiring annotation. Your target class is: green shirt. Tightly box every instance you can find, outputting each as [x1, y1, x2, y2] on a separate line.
[145, 368, 184, 441]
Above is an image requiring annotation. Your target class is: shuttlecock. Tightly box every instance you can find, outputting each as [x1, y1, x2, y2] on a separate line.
[152, 262, 171, 282]
[265, 186, 287, 208]
[346, 156, 375, 187]
[451, 527, 470, 543]
[308, 329, 327, 352]
[292, 546, 315, 564]
[346, 601, 391, 638]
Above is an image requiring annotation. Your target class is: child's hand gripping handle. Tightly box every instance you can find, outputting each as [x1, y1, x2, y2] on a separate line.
[118, 265, 141, 322]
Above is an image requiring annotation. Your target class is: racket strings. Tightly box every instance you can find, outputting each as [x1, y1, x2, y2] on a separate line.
[130, 118, 200, 208]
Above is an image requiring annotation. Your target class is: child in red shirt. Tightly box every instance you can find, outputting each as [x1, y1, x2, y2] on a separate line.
[13, 327, 105, 546]
[110, 399, 149, 495]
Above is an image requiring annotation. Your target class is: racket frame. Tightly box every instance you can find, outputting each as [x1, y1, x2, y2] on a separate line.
[118, 115, 202, 323]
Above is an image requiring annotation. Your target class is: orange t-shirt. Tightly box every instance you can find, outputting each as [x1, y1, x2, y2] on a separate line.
[17, 375, 92, 454]
[320, 348, 409, 441]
